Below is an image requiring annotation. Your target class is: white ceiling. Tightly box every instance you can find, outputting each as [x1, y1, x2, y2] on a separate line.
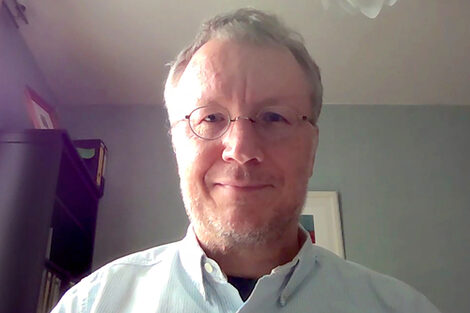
[15, 0, 470, 106]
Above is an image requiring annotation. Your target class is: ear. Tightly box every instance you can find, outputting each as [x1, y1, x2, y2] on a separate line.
[308, 125, 319, 177]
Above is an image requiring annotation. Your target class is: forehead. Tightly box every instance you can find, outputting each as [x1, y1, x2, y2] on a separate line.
[172, 39, 312, 115]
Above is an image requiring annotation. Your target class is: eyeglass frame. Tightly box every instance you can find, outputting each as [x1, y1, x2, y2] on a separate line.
[180, 104, 317, 141]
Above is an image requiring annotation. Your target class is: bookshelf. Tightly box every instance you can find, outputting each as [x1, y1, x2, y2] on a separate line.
[0, 129, 104, 313]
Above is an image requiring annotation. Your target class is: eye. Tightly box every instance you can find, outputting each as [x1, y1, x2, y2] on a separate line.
[192, 111, 227, 126]
[259, 111, 289, 124]
[203, 113, 225, 123]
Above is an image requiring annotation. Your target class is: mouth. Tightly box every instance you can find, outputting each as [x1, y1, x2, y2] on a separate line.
[214, 183, 273, 191]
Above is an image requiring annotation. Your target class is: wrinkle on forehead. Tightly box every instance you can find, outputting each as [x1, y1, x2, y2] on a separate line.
[170, 39, 312, 120]
[187, 42, 249, 105]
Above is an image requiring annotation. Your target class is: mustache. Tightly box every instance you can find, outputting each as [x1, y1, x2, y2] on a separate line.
[207, 165, 277, 184]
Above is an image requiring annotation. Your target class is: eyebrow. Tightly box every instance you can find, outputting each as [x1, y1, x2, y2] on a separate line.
[195, 96, 296, 108]
[195, 97, 220, 107]
[252, 97, 284, 106]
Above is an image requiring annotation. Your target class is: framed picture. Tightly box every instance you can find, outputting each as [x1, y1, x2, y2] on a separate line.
[25, 86, 59, 129]
[300, 191, 345, 258]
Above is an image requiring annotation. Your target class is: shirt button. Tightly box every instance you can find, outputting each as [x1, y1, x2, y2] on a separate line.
[204, 262, 214, 273]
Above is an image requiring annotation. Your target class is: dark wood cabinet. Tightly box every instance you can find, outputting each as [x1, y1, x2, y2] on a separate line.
[0, 129, 103, 313]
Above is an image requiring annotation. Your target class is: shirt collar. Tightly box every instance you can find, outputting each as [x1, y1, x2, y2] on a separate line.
[179, 226, 207, 300]
[277, 226, 318, 306]
[178, 225, 318, 304]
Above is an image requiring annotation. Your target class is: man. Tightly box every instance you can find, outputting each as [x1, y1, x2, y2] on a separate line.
[52, 8, 441, 313]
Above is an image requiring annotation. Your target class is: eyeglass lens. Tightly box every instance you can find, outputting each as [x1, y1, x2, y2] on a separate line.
[188, 106, 304, 140]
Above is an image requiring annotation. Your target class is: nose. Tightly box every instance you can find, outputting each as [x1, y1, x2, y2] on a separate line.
[221, 117, 264, 164]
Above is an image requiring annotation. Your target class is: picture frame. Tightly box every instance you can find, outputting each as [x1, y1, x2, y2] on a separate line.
[300, 191, 345, 258]
[25, 86, 59, 129]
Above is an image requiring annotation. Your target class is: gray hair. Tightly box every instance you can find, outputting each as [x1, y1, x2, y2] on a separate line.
[164, 8, 323, 122]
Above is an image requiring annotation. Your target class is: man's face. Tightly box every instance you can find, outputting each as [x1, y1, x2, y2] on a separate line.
[167, 39, 319, 249]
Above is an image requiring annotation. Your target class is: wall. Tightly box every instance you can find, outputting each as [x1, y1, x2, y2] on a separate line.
[56, 105, 188, 268]
[0, 6, 55, 130]
[310, 105, 470, 313]
[59, 104, 468, 313]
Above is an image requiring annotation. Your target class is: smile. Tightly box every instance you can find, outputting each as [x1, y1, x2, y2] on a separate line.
[214, 183, 273, 191]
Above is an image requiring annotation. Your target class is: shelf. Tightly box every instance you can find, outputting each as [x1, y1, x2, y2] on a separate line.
[44, 260, 71, 281]
[0, 129, 101, 200]
[0, 129, 103, 313]
[54, 196, 92, 242]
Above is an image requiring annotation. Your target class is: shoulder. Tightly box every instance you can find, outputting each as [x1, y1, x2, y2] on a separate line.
[312, 244, 409, 289]
[104, 241, 181, 267]
[51, 241, 182, 313]
[85, 240, 181, 282]
[309, 245, 441, 312]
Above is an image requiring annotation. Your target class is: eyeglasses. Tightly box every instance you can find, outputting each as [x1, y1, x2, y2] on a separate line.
[183, 105, 315, 140]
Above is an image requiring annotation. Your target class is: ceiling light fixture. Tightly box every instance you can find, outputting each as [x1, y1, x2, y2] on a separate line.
[321, 0, 398, 19]
[2, 0, 28, 28]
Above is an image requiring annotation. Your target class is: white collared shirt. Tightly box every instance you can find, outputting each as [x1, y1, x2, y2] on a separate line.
[52, 226, 441, 313]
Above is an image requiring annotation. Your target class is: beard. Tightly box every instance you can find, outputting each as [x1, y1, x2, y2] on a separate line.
[180, 176, 308, 253]
[187, 203, 300, 253]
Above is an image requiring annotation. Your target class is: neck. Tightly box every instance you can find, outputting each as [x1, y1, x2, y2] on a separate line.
[196, 225, 305, 279]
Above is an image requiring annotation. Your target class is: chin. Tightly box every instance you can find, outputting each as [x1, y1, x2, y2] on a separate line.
[190, 206, 298, 251]
[183, 181, 303, 250]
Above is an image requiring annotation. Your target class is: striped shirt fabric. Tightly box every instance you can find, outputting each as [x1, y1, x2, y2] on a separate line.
[51, 226, 441, 313]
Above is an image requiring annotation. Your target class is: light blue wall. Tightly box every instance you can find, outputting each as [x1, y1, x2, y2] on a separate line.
[0, 6, 56, 130]
[310, 105, 470, 313]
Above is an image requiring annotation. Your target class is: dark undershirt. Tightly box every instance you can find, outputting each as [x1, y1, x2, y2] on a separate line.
[227, 276, 258, 301]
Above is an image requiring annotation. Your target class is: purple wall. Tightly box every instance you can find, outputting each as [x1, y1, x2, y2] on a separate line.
[0, 6, 56, 130]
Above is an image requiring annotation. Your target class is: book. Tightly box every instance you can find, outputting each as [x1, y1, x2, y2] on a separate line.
[73, 139, 108, 196]
[42, 271, 52, 313]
